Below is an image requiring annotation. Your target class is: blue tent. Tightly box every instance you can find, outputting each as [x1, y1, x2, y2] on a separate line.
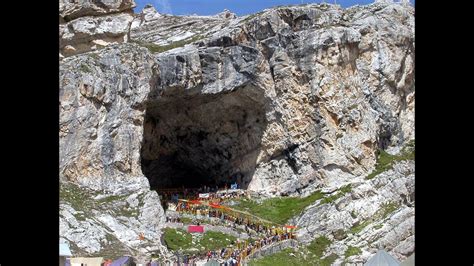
[364, 250, 400, 266]
[204, 260, 220, 266]
[60, 243, 72, 256]
[111, 256, 133, 266]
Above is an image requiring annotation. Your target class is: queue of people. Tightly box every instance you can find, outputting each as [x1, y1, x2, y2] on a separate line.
[158, 183, 296, 266]
[166, 202, 296, 265]
[170, 228, 295, 266]
[157, 184, 244, 210]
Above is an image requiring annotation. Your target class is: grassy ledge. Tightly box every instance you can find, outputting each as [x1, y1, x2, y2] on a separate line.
[231, 190, 325, 224]
[248, 236, 337, 266]
[162, 228, 236, 254]
[366, 139, 415, 180]
[132, 35, 204, 54]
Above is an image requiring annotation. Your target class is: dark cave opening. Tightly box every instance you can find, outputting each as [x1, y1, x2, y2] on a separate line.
[140, 86, 267, 191]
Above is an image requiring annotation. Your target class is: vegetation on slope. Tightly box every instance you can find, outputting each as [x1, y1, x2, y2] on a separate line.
[344, 245, 362, 258]
[132, 35, 204, 54]
[349, 201, 400, 235]
[231, 184, 353, 225]
[162, 228, 236, 254]
[366, 139, 415, 180]
[321, 184, 352, 204]
[248, 236, 338, 266]
[230, 190, 325, 224]
[162, 228, 194, 251]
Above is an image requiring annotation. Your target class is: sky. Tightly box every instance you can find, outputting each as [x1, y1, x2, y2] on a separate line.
[134, 0, 415, 16]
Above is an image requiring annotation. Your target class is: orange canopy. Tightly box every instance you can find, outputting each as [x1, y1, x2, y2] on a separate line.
[284, 225, 297, 229]
[209, 203, 223, 208]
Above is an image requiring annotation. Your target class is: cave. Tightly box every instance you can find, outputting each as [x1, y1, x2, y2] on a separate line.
[140, 85, 267, 191]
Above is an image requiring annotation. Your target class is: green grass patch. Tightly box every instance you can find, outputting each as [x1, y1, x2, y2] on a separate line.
[60, 182, 97, 211]
[350, 201, 400, 234]
[366, 140, 415, 180]
[248, 248, 307, 266]
[321, 253, 338, 265]
[97, 194, 128, 204]
[162, 228, 193, 251]
[307, 236, 332, 257]
[115, 207, 139, 218]
[200, 231, 237, 250]
[249, 236, 337, 266]
[344, 246, 362, 258]
[373, 224, 383, 230]
[162, 228, 236, 254]
[80, 64, 92, 73]
[231, 190, 325, 224]
[380, 202, 399, 219]
[322, 184, 352, 204]
[132, 35, 204, 54]
[180, 217, 193, 224]
[350, 220, 372, 235]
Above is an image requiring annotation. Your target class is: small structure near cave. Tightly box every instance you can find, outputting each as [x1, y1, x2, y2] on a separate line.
[110, 256, 135, 266]
[59, 243, 72, 266]
[364, 249, 400, 266]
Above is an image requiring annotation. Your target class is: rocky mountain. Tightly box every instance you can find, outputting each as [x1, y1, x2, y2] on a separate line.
[59, 0, 414, 264]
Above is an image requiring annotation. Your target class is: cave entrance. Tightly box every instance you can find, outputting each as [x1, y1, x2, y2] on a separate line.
[140, 85, 267, 194]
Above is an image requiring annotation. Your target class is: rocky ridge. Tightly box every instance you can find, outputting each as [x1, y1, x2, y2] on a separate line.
[60, 0, 414, 263]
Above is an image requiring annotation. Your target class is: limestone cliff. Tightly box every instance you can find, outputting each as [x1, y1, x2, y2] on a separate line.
[59, 0, 414, 263]
[59, 0, 136, 57]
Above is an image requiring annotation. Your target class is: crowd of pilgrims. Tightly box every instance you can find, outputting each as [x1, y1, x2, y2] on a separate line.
[163, 199, 295, 265]
[155, 184, 296, 265]
[165, 230, 295, 266]
[157, 184, 243, 210]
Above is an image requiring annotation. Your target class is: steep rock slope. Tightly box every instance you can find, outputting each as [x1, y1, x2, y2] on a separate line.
[59, 1, 414, 261]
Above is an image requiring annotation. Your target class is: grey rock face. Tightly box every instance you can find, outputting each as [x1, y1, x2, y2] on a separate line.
[60, 0, 136, 22]
[60, 1, 415, 196]
[60, 44, 153, 185]
[130, 6, 241, 46]
[294, 160, 414, 263]
[60, 1, 414, 259]
[60, 13, 134, 57]
[59, 179, 166, 260]
[59, 0, 136, 57]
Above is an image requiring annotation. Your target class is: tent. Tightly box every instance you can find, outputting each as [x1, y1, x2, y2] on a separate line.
[110, 256, 134, 266]
[60, 243, 72, 266]
[364, 250, 400, 266]
[188, 225, 204, 233]
[60, 243, 72, 256]
[400, 253, 414, 266]
[204, 259, 220, 266]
